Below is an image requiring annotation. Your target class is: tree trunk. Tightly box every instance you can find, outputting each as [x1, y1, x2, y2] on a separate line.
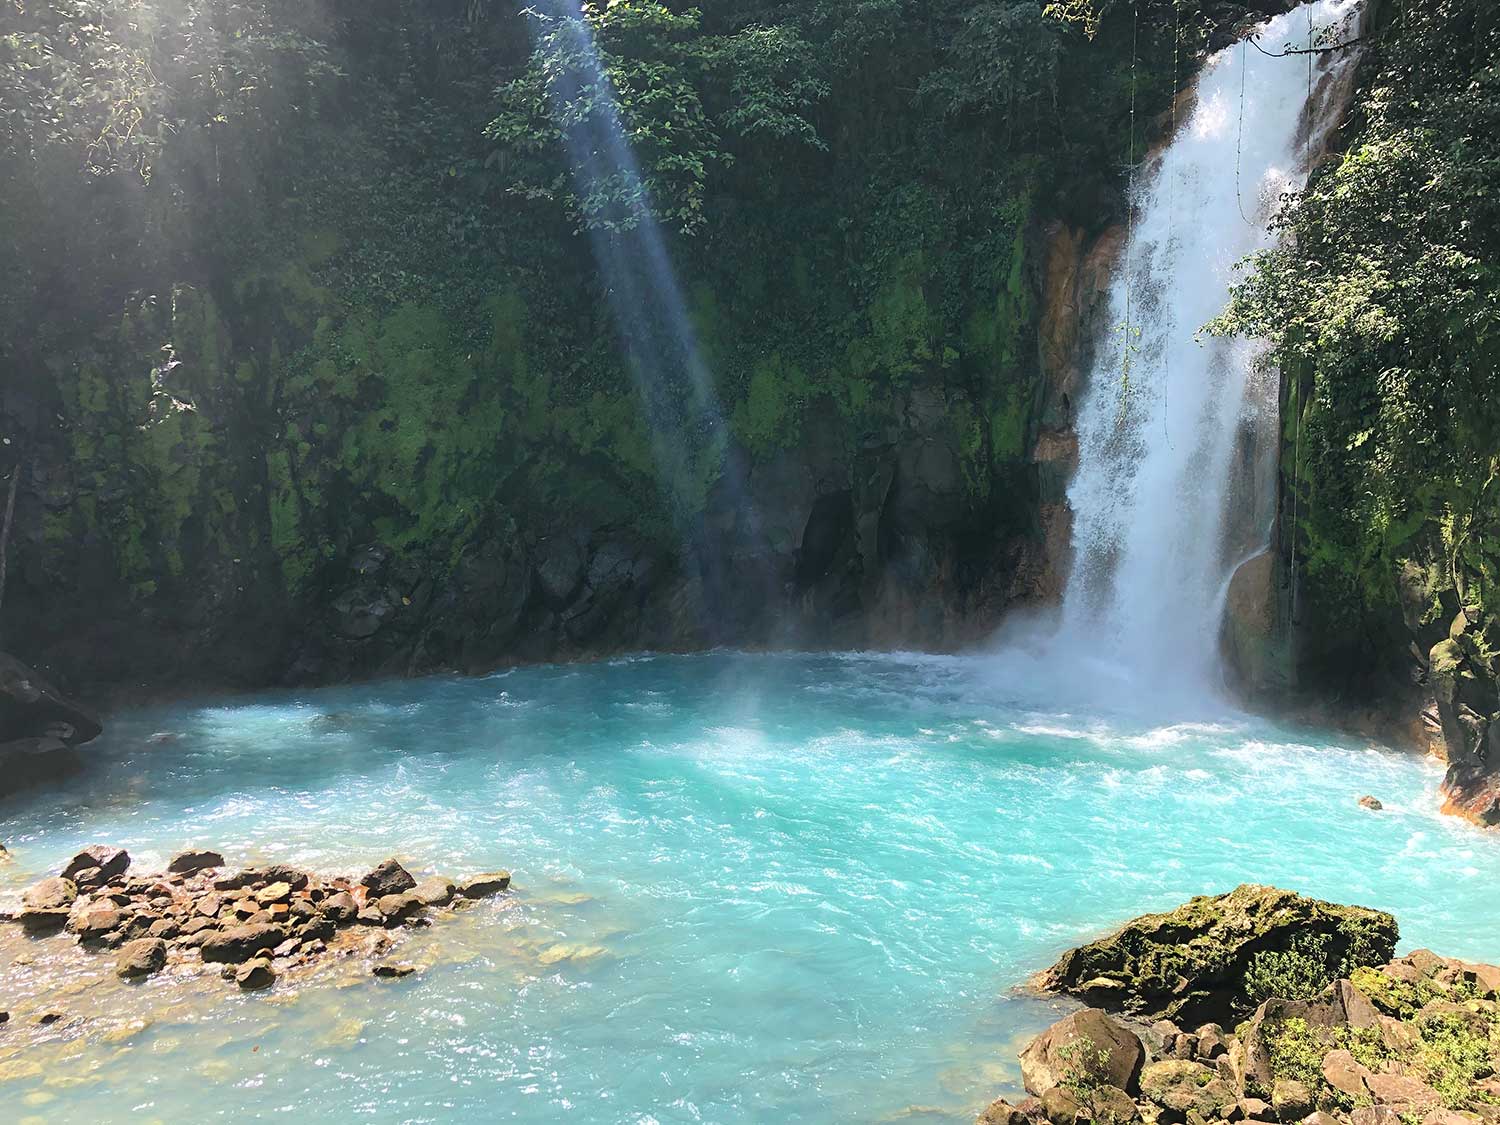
[0, 454, 19, 637]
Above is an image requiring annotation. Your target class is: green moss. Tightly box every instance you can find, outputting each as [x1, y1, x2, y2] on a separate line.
[732, 355, 804, 457]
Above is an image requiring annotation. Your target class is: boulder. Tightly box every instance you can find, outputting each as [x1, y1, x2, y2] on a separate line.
[413, 876, 455, 907]
[976, 1098, 1029, 1125]
[62, 845, 129, 883]
[1019, 1008, 1145, 1097]
[235, 958, 275, 990]
[1139, 1060, 1236, 1121]
[116, 937, 168, 979]
[321, 891, 358, 924]
[373, 962, 416, 978]
[1241, 981, 1382, 1091]
[167, 849, 224, 875]
[1037, 885, 1398, 1024]
[1359, 796, 1384, 811]
[361, 858, 416, 898]
[0, 652, 102, 748]
[19, 875, 77, 931]
[254, 881, 293, 905]
[1270, 1077, 1313, 1120]
[200, 923, 284, 964]
[376, 892, 422, 923]
[68, 904, 121, 939]
[459, 872, 511, 898]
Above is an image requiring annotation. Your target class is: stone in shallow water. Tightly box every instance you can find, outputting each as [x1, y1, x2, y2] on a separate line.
[459, 872, 511, 899]
[19, 876, 76, 932]
[235, 958, 275, 990]
[200, 923, 284, 963]
[372, 962, 416, 978]
[167, 849, 224, 875]
[1359, 795, 1384, 810]
[412, 876, 455, 907]
[361, 858, 416, 898]
[1020, 1008, 1144, 1097]
[116, 937, 168, 979]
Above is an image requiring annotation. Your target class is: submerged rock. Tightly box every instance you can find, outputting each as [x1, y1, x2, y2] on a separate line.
[1037, 884, 1398, 1024]
[1359, 795, 1384, 811]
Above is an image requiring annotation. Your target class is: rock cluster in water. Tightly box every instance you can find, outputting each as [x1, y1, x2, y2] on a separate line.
[984, 886, 1500, 1125]
[3, 844, 510, 992]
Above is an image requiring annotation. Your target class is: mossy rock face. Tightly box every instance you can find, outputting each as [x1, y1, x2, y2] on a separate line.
[1038, 885, 1398, 1026]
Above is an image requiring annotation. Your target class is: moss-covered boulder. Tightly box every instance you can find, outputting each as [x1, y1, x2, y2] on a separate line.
[1037, 885, 1398, 1025]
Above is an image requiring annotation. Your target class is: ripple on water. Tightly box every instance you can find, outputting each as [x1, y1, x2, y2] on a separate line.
[1, 651, 1498, 1123]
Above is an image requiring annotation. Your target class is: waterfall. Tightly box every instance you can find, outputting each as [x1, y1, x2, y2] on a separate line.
[1047, 0, 1364, 708]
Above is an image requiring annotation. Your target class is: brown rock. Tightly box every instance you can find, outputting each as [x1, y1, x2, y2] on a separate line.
[200, 923, 284, 963]
[19, 876, 77, 931]
[459, 872, 511, 899]
[1271, 1078, 1313, 1120]
[322, 891, 358, 924]
[1322, 1050, 1374, 1098]
[356, 906, 385, 926]
[1195, 1024, 1228, 1060]
[377, 892, 422, 924]
[235, 958, 275, 990]
[413, 876, 456, 907]
[1350, 1108, 1404, 1125]
[1364, 1073, 1441, 1111]
[1020, 1008, 1145, 1097]
[116, 937, 168, 979]
[68, 904, 121, 939]
[62, 845, 129, 883]
[255, 882, 293, 905]
[1140, 1061, 1235, 1121]
[361, 858, 416, 898]
[976, 1098, 1029, 1125]
[167, 850, 224, 875]
[1359, 795, 1384, 811]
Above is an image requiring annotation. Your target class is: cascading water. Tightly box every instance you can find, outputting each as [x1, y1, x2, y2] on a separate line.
[1053, 0, 1363, 707]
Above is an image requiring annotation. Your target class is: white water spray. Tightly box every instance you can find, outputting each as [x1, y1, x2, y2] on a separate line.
[1040, 0, 1363, 709]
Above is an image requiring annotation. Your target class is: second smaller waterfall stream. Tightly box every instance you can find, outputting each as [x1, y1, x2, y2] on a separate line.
[1047, 0, 1363, 708]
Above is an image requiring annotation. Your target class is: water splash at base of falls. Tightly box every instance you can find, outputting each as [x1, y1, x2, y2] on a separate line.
[992, 0, 1364, 715]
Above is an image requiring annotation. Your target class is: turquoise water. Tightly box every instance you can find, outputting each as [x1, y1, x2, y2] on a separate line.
[3, 651, 1499, 1122]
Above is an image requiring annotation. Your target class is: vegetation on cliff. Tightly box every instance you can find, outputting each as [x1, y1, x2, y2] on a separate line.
[1215, 1, 1500, 727]
[0, 0, 1215, 686]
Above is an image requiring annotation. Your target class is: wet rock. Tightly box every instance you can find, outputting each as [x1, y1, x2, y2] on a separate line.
[37, 1011, 64, 1025]
[167, 849, 224, 875]
[68, 904, 121, 940]
[1020, 1008, 1144, 1097]
[147, 918, 179, 940]
[1038, 885, 1397, 1024]
[235, 957, 275, 990]
[361, 858, 416, 898]
[62, 845, 130, 883]
[70, 865, 104, 890]
[116, 937, 168, 979]
[356, 906, 385, 926]
[373, 962, 416, 978]
[413, 876, 455, 907]
[200, 923, 284, 964]
[320, 891, 357, 923]
[377, 892, 422, 924]
[272, 938, 300, 958]
[19, 875, 77, 931]
[1359, 795, 1385, 811]
[459, 872, 511, 899]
